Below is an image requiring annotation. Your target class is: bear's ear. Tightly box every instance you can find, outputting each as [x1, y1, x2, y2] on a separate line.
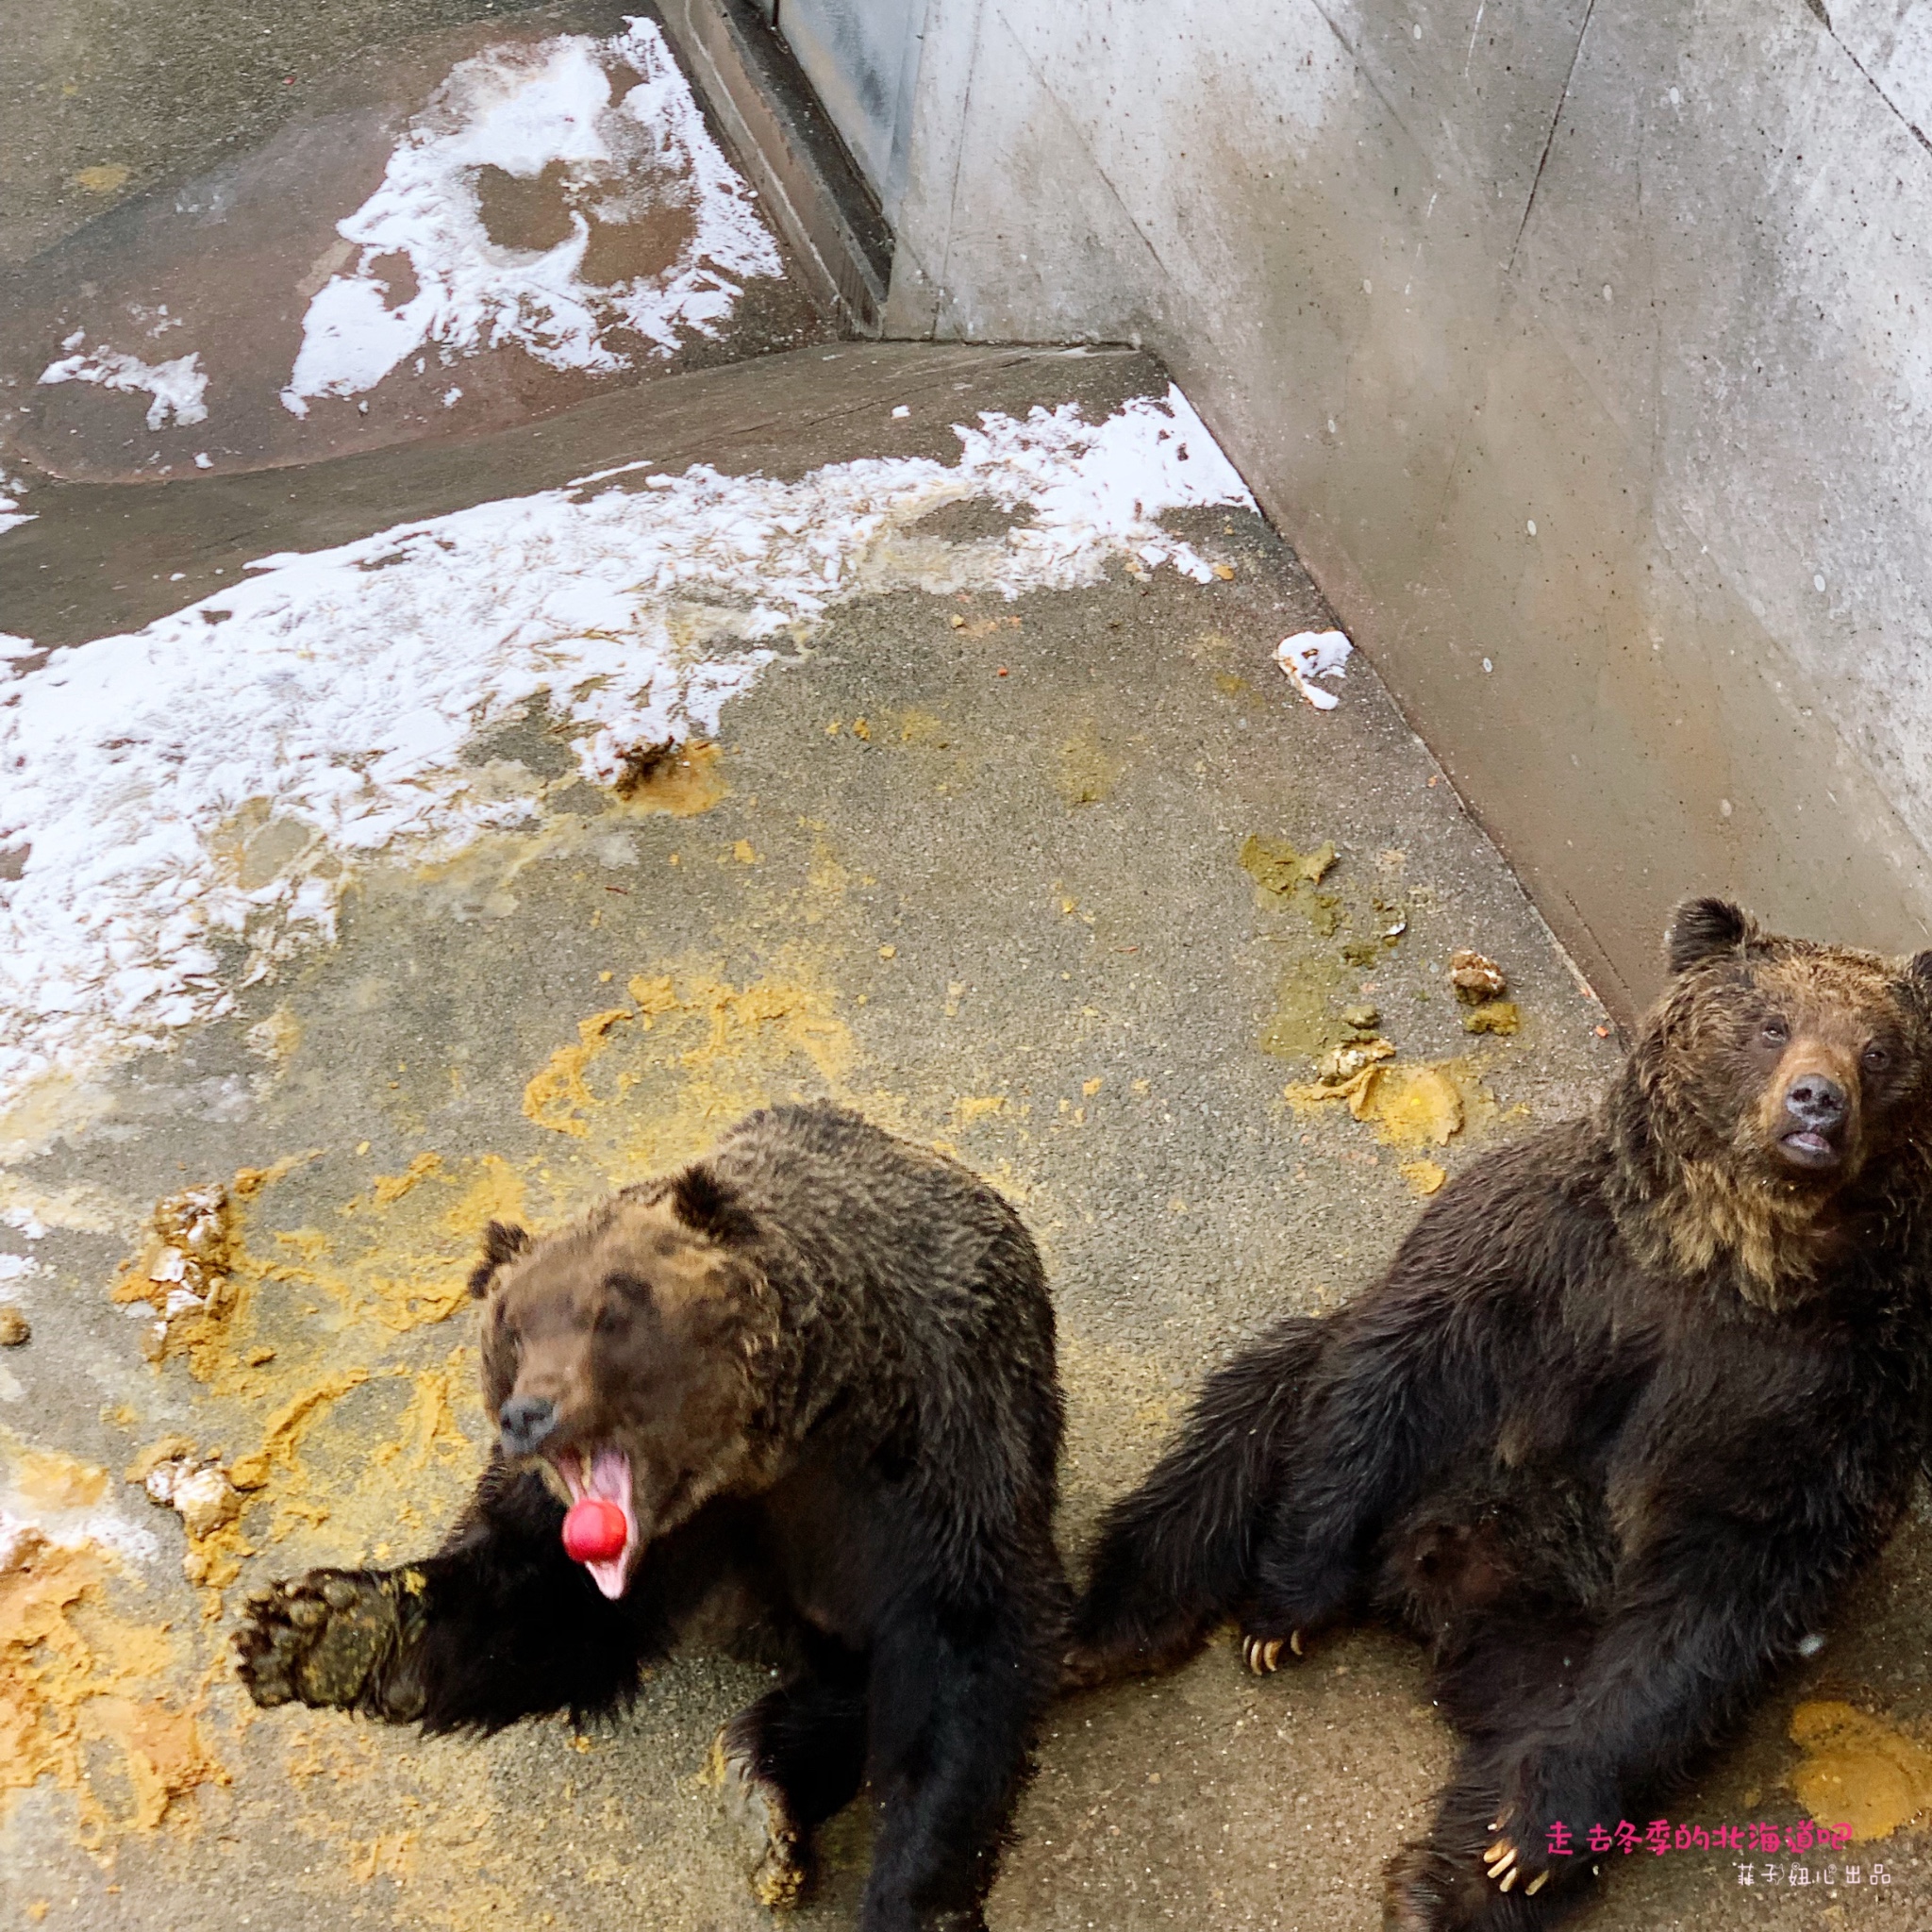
[1907, 952, 1932, 995]
[1666, 896, 1760, 974]
[468, 1218, 531, 1298]
[669, 1167, 758, 1245]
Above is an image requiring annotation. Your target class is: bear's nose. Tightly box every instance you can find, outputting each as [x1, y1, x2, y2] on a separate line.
[1784, 1074, 1847, 1132]
[498, 1393, 559, 1454]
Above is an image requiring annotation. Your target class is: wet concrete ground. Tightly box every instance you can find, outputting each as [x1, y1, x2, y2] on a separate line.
[0, 0, 827, 486]
[5, 341, 1932, 1932]
[6, 8, 1932, 1925]
[3, 0, 554, 269]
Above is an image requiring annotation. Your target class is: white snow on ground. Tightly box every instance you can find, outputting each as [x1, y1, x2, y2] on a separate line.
[0, 1502, 158, 1573]
[0, 386, 1251, 1120]
[0, 475, 33, 539]
[281, 18, 782, 415]
[38, 335, 210, 430]
[1274, 627, 1353, 709]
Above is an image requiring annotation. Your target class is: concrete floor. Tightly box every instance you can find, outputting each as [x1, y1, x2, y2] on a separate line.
[0, 0, 827, 485]
[3, 0, 569, 268]
[4, 12, 1932, 1930]
[7, 343, 1932, 1932]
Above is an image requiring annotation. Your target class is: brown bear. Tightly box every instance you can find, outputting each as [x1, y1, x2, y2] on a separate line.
[235, 1103, 1067, 1932]
[1064, 898, 1932, 1929]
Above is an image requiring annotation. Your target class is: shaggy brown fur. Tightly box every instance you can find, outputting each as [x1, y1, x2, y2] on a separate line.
[1608, 901, 1932, 1304]
[237, 1104, 1067, 1932]
[1067, 898, 1932, 1931]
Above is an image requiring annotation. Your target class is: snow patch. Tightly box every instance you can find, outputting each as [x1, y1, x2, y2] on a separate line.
[0, 385, 1251, 1118]
[0, 1506, 158, 1574]
[280, 18, 781, 415]
[1274, 628, 1353, 709]
[38, 335, 210, 430]
[0, 474, 33, 539]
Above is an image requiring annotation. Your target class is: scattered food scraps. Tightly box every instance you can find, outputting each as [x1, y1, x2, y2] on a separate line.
[114, 1184, 232, 1362]
[129, 1441, 242, 1543]
[1400, 1159, 1447, 1196]
[1315, 1037, 1396, 1085]
[611, 738, 725, 815]
[1057, 724, 1123, 807]
[0, 1526, 225, 1841]
[369, 1151, 443, 1208]
[521, 1008, 633, 1137]
[1274, 629, 1353, 709]
[1241, 834, 1337, 896]
[0, 1309, 26, 1346]
[1789, 1702, 1932, 1840]
[1463, 999, 1520, 1036]
[1365, 1065, 1470, 1146]
[1287, 1058, 1492, 1148]
[1260, 954, 1348, 1060]
[1449, 949, 1507, 1002]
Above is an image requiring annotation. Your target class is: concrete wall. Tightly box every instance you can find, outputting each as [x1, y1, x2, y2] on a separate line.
[880, 0, 1932, 1018]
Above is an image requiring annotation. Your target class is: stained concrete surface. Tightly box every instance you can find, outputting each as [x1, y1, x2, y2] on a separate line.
[0, 342, 1160, 649]
[882, 0, 1932, 1025]
[0, 0, 830, 487]
[2, 0, 576, 270]
[5, 340, 1932, 1932]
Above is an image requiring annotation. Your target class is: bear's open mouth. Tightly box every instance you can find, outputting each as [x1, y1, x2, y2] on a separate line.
[554, 1446, 641, 1600]
[1778, 1127, 1840, 1170]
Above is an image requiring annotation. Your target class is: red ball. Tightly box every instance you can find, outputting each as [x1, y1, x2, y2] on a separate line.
[562, 1496, 629, 1564]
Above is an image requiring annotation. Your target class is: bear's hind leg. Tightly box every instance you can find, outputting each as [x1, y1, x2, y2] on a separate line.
[1066, 1319, 1322, 1688]
[711, 1655, 870, 1908]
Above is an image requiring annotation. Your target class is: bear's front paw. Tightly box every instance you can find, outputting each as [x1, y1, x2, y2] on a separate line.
[233, 1568, 426, 1719]
[708, 1724, 810, 1909]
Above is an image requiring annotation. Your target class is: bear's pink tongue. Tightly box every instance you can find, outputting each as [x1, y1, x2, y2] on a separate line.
[558, 1449, 638, 1600]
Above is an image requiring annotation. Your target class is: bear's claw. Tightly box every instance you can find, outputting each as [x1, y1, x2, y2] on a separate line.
[1241, 1629, 1303, 1674]
[233, 1567, 428, 1720]
[708, 1726, 810, 1909]
[1482, 1836, 1548, 1894]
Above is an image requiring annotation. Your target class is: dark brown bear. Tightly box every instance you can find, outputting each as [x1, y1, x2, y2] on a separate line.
[235, 1103, 1066, 1932]
[1065, 899, 1932, 1930]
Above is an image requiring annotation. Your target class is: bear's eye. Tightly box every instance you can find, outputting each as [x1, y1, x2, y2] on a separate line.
[1759, 1018, 1790, 1047]
[1863, 1044, 1891, 1074]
